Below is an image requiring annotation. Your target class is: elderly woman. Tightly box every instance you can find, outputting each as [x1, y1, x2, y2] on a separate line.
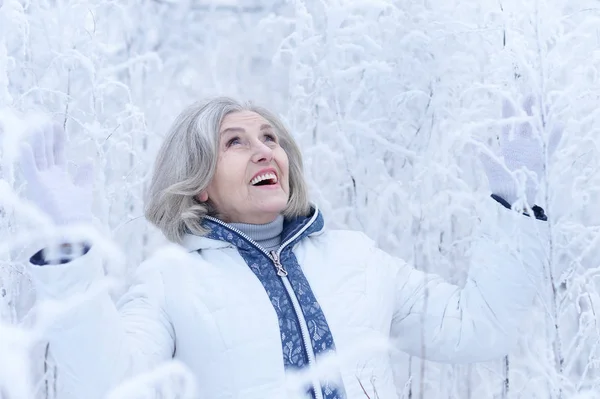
[20, 97, 548, 399]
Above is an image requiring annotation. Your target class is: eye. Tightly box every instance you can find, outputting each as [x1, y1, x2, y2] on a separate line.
[264, 133, 277, 142]
[226, 137, 241, 147]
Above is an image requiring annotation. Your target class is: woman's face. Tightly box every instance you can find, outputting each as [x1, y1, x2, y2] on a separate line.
[203, 111, 290, 224]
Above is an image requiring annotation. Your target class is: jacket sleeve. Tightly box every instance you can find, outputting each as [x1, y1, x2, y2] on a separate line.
[384, 203, 548, 363]
[28, 245, 176, 399]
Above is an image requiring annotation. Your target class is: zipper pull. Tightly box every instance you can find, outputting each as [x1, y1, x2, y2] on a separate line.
[270, 251, 288, 277]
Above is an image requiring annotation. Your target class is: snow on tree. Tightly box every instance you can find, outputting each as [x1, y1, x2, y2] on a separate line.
[1, 0, 600, 397]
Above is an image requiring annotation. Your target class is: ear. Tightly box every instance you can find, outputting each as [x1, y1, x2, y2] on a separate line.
[197, 191, 209, 202]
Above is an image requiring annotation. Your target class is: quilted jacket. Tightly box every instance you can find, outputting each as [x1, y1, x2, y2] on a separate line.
[28, 204, 547, 399]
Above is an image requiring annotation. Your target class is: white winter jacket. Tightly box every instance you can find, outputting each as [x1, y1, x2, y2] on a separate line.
[28, 204, 547, 399]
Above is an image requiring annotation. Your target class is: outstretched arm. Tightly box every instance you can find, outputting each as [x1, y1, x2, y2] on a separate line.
[388, 95, 558, 362]
[18, 121, 175, 398]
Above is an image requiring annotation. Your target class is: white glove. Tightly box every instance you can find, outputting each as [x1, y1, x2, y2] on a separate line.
[18, 121, 94, 226]
[481, 95, 563, 208]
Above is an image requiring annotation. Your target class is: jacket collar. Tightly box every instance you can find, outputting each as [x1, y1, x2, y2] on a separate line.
[180, 205, 324, 253]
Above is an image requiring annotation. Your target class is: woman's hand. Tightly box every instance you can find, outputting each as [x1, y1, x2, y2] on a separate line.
[480, 95, 563, 208]
[18, 121, 94, 226]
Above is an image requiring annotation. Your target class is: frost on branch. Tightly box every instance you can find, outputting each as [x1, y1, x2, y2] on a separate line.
[1, 0, 599, 398]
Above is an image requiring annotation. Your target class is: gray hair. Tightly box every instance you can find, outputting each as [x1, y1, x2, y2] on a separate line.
[145, 97, 311, 243]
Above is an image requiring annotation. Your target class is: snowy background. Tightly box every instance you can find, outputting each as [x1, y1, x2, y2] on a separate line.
[1, 0, 600, 397]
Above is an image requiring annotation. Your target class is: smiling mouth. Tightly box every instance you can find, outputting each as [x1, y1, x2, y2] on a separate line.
[250, 172, 279, 186]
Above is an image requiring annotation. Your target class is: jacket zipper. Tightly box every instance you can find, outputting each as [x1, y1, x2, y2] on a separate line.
[205, 213, 324, 399]
[269, 250, 324, 399]
[270, 251, 288, 276]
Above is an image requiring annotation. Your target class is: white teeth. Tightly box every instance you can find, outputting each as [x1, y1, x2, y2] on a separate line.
[251, 173, 277, 185]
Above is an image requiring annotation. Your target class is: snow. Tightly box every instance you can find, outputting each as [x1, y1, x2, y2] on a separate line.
[1, 0, 600, 397]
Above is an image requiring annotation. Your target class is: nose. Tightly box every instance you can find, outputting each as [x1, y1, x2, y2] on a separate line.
[251, 139, 273, 163]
